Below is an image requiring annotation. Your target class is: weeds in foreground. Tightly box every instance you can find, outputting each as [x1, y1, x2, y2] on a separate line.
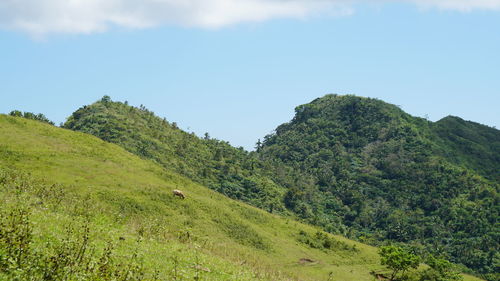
[0, 206, 146, 280]
[0, 168, 282, 281]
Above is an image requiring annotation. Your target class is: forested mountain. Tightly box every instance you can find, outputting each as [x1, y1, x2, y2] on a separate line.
[258, 95, 499, 279]
[62, 95, 499, 280]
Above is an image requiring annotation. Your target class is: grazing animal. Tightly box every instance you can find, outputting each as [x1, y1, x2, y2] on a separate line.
[173, 189, 185, 199]
[370, 271, 388, 280]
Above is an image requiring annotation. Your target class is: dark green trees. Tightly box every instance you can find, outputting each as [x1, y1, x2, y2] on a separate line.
[9, 110, 55, 125]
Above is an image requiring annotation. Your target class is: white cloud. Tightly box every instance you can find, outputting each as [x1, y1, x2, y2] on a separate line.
[1, 0, 499, 37]
[413, 0, 500, 12]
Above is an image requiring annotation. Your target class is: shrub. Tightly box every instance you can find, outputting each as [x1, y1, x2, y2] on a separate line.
[379, 245, 420, 281]
[418, 255, 463, 281]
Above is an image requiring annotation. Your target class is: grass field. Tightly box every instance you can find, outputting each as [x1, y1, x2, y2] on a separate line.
[0, 115, 483, 281]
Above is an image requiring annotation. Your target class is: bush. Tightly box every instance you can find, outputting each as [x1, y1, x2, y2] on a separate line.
[297, 230, 355, 253]
[379, 245, 420, 281]
[418, 255, 463, 281]
[9, 110, 55, 125]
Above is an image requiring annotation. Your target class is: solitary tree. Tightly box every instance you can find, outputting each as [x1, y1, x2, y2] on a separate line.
[379, 245, 420, 280]
[255, 139, 262, 152]
[101, 95, 111, 103]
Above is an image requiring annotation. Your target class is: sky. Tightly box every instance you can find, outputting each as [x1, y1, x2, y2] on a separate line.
[1, 1, 499, 150]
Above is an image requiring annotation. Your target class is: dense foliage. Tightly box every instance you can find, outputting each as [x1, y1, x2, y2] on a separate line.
[433, 116, 500, 182]
[63, 96, 287, 214]
[258, 95, 499, 279]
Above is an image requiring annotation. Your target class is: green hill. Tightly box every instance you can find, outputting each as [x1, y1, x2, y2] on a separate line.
[0, 114, 399, 281]
[59, 95, 498, 280]
[258, 95, 499, 279]
[62, 96, 287, 214]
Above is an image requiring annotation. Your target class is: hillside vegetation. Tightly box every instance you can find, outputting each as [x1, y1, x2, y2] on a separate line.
[61, 95, 498, 280]
[258, 95, 499, 280]
[0, 114, 403, 281]
[63, 96, 287, 214]
[433, 116, 500, 182]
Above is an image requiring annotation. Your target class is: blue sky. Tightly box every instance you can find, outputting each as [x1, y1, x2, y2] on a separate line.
[1, 1, 499, 150]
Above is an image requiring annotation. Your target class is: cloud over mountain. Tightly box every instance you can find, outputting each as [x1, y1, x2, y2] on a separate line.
[1, 0, 499, 37]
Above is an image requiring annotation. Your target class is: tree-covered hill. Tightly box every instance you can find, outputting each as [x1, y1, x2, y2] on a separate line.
[258, 95, 499, 279]
[62, 95, 498, 280]
[63, 96, 287, 214]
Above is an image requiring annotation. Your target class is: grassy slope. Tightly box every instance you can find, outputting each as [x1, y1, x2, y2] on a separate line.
[62, 99, 287, 214]
[0, 114, 393, 281]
